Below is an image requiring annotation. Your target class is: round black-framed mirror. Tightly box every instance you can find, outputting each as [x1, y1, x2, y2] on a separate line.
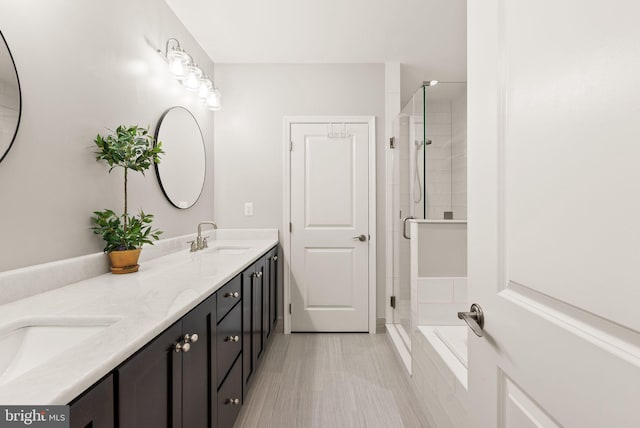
[0, 31, 22, 164]
[154, 106, 206, 209]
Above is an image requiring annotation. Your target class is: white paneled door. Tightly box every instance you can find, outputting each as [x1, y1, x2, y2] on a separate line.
[468, 1, 640, 427]
[289, 121, 371, 332]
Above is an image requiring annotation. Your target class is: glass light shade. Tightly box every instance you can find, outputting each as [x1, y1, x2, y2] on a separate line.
[207, 88, 222, 111]
[167, 49, 190, 79]
[182, 64, 203, 91]
[198, 78, 213, 99]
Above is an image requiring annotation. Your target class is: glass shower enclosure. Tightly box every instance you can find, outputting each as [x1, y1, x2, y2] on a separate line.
[390, 81, 467, 352]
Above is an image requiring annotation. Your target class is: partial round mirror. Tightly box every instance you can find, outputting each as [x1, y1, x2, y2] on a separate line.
[0, 31, 22, 164]
[154, 106, 206, 209]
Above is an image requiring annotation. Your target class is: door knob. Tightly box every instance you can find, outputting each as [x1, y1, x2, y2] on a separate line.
[458, 303, 484, 337]
[352, 234, 367, 242]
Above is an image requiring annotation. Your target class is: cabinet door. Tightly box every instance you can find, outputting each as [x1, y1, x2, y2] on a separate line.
[216, 303, 242, 388]
[69, 374, 114, 428]
[182, 294, 215, 428]
[253, 257, 265, 365]
[118, 322, 182, 428]
[217, 356, 243, 428]
[269, 248, 278, 331]
[242, 263, 254, 398]
[263, 253, 271, 340]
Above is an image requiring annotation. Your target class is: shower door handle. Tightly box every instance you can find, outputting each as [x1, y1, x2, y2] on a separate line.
[402, 216, 414, 239]
[458, 303, 485, 337]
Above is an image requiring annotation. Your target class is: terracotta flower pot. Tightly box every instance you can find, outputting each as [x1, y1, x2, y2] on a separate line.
[108, 248, 142, 274]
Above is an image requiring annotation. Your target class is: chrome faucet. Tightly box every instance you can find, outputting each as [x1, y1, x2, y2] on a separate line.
[197, 221, 218, 250]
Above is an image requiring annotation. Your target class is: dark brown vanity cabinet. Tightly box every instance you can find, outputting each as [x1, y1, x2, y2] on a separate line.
[216, 276, 244, 426]
[242, 248, 278, 399]
[68, 245, 278, 428]
[242, 257, 267, 397]
[69, 374, 114, 428]
[117, 293, 216, 428]
[117, 322, 182, 428]
[266, 248, 279, 338]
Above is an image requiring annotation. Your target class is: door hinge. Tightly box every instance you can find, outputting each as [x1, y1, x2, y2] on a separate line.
[289, 140, 293, 151]
[289, 222, 292, 233]
[390, 295, 396, 309]
[389, 137, 396, 149]
[289, 303, 292, 314]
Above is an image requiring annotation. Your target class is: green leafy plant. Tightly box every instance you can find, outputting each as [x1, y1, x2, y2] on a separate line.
[92, 209, 162, 253]
[91, 125, 164, 252]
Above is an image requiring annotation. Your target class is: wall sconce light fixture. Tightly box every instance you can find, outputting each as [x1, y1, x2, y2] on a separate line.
[159, 38, 221, 111]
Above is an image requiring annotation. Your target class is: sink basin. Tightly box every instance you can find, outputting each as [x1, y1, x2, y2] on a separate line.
[0, 318, 119, 385]
[207, 246, 250, 255]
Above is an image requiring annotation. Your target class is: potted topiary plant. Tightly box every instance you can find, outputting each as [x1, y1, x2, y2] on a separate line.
[91, 125, 164, 274]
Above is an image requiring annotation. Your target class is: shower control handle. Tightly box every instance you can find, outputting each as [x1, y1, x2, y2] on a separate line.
[352, 234, 367, 242]
[458, 304, 485, 337]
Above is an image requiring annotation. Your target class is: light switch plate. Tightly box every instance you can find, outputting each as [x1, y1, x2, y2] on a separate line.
[244, 202, 253, 216]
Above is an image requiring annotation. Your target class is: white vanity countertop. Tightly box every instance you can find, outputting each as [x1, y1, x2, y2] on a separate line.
[0, 229, 278, 405]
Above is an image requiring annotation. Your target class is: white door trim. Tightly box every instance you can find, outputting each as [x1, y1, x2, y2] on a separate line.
[282, 116, 376, 334]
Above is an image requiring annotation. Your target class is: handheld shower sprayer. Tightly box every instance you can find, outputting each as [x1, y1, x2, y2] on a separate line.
[412, 139, 430, 203]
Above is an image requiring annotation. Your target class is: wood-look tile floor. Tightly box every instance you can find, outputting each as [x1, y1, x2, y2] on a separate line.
[234, 332, 430, 428]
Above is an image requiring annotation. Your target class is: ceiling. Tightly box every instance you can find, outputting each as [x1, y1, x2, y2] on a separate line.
[164, 0, 466, 103]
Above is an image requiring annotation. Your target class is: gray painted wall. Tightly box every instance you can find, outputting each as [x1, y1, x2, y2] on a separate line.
[0, 0, 215, 271]
[212, 64, 387, 319]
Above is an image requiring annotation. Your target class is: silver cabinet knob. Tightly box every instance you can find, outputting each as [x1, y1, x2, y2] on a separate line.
[225, 398, 240, 406]
[272, 255, 278, 261]
[257, 271, 263, 278]
[184, 333, 199, 343]
[352, 234, 367, 242]
[458, 303, 484, 337]
[175, 341, 191, 353]
[225, 335, 240, 342]
[224, 291, 240, 298]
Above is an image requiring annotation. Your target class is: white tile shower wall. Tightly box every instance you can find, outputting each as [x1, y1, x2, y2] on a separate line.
[417, 277, 467, 325]
[425, 101, 452, 219]
[451, 89, 467, 219]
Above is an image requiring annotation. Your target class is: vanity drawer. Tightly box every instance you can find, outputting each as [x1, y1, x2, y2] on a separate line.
[216, 303, 242, 386]
[216, 274, 241, 322]
[217, 355, 243, 428]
